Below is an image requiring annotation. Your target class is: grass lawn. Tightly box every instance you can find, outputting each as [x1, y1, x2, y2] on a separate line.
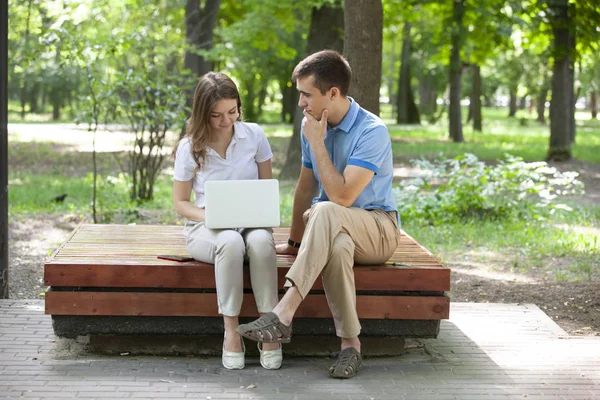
[383, 106, 600, 163]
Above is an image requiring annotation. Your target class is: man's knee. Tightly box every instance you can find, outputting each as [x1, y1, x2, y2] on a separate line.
[307, 201, 341, 222]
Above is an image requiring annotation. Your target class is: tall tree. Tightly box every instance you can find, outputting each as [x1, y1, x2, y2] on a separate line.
[470, 64, 482, 131]
[547, 0, 574, 161]
[279, 2, 344, 180]
[396, 22, 420, 124]
[1, 0, 9, 298]
[19, 0, 34, 119]
[180, 0, 221, 138]
[448, 0, 465, 142]
[344, 0, 383, 115]
[536, 80, 550, 123]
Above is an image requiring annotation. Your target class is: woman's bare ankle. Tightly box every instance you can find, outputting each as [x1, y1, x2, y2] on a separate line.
[223, 330, 243, 352]
[261, 342, 280, 351]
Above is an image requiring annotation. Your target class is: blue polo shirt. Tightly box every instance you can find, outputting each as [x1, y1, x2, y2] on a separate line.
[301, 98, 398, 220]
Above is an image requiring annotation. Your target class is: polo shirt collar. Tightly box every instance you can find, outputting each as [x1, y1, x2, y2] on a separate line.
[333, 97, 359, 133]
[232, 121, 247, 140]
[206, 121, 246, 156]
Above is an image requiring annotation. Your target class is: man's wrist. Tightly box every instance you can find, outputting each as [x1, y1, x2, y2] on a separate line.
[287, 238, 301, 248]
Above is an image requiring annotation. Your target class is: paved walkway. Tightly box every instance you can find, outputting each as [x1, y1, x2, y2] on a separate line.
[0, 301, 598, 400]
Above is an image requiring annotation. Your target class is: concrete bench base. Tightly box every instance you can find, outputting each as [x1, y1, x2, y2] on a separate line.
[52, 315, 440, 338]
[85, 333, 409, 357]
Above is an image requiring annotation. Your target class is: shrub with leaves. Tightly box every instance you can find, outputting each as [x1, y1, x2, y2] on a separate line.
[394, 154, 584, 224]
[109, 68, 185, 202]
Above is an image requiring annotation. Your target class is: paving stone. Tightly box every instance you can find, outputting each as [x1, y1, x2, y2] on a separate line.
[0, 300, 598, 400]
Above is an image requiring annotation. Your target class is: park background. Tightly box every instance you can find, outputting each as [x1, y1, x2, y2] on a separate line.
[5, 0, 599, 336]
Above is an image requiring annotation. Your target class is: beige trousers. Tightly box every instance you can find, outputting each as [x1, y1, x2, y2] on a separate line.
[185, 222, 278, 317]
[285, 202, 400, 338]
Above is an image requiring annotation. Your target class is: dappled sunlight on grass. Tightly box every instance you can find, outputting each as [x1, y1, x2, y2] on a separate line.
[553, 223, 600, 238]
[384, 107, 600, 163]
[449, 264, 537, 283]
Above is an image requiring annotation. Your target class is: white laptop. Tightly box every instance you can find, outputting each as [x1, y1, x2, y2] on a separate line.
[204, 179, 280, 229]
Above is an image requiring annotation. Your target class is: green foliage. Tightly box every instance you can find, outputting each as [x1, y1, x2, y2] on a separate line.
[109, 69, 186, 201]
[394, 153, 583, 224]
[209, 0, 310, 122]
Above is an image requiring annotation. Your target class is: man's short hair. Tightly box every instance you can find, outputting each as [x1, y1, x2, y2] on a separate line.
[292, 50, 351, 96]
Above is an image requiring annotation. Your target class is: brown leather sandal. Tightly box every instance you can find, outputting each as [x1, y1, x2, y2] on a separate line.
[236, 312, 293, 343]
[329, 347, 363, 379]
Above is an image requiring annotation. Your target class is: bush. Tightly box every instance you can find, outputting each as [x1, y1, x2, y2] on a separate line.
[394, 154, 584, 224]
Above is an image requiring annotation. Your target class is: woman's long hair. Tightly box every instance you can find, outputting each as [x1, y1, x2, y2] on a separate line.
[186, 72, 242, 168]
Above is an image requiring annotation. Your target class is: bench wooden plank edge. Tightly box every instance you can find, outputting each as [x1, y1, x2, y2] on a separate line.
[45, 291, 450, 320]
[44, 264, 451, 292]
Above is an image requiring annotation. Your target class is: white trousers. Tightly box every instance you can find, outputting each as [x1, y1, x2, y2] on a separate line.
[184, 222, 279, 317]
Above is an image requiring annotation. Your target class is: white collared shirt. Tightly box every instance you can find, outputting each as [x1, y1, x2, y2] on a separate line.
[174, 121, 273, 208]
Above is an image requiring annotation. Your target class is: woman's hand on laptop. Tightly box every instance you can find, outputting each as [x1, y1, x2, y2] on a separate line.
[276, 243, 299, 256]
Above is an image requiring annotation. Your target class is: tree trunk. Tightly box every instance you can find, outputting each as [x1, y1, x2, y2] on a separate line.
[52, 104, 60, 121]
[518, 95, 527, 110]
[180, 0, 221, 139]
[537, 86, 548, 124]
[471, 63, 482, 131]
[280, 79, 296, 123]
[344, 0, 383, 115]
[28, 83, 39, 114]
[280, 10, 305, 124]
[1, 0, 9, 299]
[242, 77, 256, 122]
[591, 92, 598, 119]
[419, 75, 436, 119]
[508, 90, 517, 117]
[466, 102, 472, 122]
[571, 85, 579, 143]
[255, 85, 268, 122]
[20, 0, 34, 120]
[396, 22, 420, 124]
[448, 0, 464, 143]
[547, 0, 572, 162]
[279, 2, 344, 180]
[387, 37, 396, 120]
[569, 4, 576, 144]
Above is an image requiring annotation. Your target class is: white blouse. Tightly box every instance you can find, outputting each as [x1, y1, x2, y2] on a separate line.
[174, 121, 273, 208]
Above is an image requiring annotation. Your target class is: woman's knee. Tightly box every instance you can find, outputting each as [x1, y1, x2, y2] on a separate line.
[214, 230, 245, 256]
[245, 229, 274, 251]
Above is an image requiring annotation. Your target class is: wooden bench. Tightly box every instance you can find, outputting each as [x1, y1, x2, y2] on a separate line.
[44, 224, 450, 339]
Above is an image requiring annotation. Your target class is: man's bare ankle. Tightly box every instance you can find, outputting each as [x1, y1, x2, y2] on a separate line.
[341, 337, 361, 352]
[270, 306, 292, 326]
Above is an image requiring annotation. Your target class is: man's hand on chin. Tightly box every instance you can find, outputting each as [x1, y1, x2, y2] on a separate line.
[276, 243, 299, 256]
[302, 109, 328, 147]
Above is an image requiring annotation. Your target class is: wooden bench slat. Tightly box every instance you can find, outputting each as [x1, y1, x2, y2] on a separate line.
[45, 291, 449, 320]
[44, 263, 451, 291]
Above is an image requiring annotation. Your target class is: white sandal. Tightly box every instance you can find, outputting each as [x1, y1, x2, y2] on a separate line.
[258, 342, 282, 370]
[222, 333, 245, 370]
